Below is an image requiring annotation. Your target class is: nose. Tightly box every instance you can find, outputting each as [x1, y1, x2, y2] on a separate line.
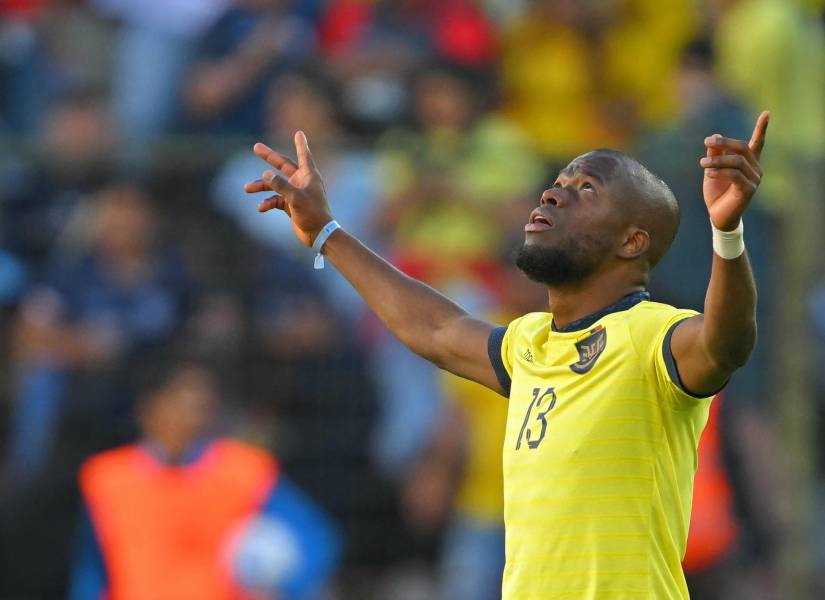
[541, 190, 561, 207]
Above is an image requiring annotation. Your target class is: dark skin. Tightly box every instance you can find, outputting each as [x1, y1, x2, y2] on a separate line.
[244, 112, 769, 397]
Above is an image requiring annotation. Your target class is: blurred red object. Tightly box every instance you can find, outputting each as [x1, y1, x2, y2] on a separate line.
[683, 394, 739, 573]
[319, 0, 495, 66]
[0, 0, 46, 18]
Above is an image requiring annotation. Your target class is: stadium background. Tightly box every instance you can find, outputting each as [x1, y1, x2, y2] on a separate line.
[0, 0, 823, 598]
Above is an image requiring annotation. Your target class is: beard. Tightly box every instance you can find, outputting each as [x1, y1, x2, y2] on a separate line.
[514, 235, 611, 286]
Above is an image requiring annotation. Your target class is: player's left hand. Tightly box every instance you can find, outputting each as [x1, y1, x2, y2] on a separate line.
[700, 111, 769, 232]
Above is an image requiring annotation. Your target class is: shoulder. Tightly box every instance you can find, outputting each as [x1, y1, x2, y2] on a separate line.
[624, 301, 698, 332]
[604, 301, 699, 360]
[210, 439, 280, 484]
[212, 439, 277, 468]
[79, 445, 142, 489]
[507, 312, 553, 338]
[501, 311, 554, 353]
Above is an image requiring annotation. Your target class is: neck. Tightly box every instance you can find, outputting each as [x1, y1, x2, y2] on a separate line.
[546, 272, 646, 330]
[144, 437, 201, 465]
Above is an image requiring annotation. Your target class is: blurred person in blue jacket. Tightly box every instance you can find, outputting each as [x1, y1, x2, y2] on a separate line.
[4, 184, 191, 481]
[91, 0, 228, 139]
[69, 357, 340, 600]
[181, 0, 318, 137]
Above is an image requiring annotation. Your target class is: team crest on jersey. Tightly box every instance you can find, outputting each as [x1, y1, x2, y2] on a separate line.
[569, 325, 607, 374]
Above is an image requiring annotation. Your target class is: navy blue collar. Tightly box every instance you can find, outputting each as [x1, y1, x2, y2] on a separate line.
[552, 290, 650, 333]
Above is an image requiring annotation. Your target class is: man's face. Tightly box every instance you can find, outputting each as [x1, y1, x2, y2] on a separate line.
[140, 367, 218, 458]
[516, 152, 629, 286]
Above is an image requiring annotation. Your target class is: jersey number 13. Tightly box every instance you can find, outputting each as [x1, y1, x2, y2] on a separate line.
[515, 387, 557, 450]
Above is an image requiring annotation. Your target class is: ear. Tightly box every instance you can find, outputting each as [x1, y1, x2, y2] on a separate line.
[618, 228, 650, 260]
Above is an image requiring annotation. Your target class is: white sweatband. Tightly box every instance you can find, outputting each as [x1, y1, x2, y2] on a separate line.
[312, 220, 341, 269]
[711, 219, 745, 260]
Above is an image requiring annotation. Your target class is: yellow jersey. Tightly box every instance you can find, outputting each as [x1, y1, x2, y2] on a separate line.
[488, 293, 714, 600]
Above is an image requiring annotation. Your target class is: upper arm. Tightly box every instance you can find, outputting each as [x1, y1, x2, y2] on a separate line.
[668, 315, 732, 398]
[431, 316, 507, 396]
[68, 505, 108, 600]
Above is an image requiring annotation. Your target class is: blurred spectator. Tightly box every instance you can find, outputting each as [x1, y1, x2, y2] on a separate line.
[0, 0, 50, 133]
[376, 62, 543, 278]
[319, 0, 496, 132]
[212, 68, 380, 319]
[69, 359, 340, 600]
[0, 88, 115, 269]
[712, 0, 825, 209]
[92, 0, 229, 138]
[0, 248, 26, 307]
[182, 0, 317, 136]
[500, 0, 696, 161]
[599, 0, 699, 131]
[4, 184, 191, 480]
[500, 0, 617, 161]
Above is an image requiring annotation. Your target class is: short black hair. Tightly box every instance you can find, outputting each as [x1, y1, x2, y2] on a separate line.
[130, 351, 216, 407]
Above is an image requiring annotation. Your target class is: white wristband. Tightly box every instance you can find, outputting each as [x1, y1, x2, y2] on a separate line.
[711, 219, 745, 260]
[312, 220, 341, 269]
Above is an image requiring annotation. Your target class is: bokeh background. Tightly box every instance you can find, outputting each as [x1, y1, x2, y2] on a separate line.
[0, 0, 824, 598]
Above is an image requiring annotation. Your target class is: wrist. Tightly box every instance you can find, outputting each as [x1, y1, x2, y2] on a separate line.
[711, 218, 745, 259]
[311, 219, 342, 269]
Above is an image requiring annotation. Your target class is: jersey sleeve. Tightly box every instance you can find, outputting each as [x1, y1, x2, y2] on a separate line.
[487, 316, 526, 397]
[647, 309, 719, 408]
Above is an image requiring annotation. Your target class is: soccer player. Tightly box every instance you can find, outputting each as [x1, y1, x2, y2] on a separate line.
[244, 111, 769, 599]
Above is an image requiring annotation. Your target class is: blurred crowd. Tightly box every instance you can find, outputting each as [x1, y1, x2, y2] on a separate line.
[1, 0, 824, 599]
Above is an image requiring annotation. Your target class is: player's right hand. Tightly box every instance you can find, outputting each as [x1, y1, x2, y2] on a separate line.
[244, 131, 332, 247]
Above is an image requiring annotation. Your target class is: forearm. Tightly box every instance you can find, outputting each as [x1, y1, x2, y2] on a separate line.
[322, 229, 468, 364]
[702, 251, 757, 368]
[245, 135, 500, 391]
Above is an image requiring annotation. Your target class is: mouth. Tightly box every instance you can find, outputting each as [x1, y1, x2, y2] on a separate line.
[525, 209, 553, 232]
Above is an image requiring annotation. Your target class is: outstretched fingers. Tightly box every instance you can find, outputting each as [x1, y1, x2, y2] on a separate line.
[244, 168, 297, 201]
[253, 142, 299, 177]
[703, 135, 759, 169]
[294, 131, 316, 170]
[244, 178, 268, 193]
[748, 111, 770, 160]
[262, 169, 296, 194]
[258, 194, 290, 214]
[700, 153, 761, 183]
[704, 168, 757, 192]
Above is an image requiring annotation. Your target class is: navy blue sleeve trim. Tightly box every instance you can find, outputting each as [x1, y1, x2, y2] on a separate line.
[488, 326, 511, 397]
[663, 319, 727, 399]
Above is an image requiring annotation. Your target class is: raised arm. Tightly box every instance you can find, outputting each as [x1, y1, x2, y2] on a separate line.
[244, 133, 504, 394]
[670, 112, 769, 396]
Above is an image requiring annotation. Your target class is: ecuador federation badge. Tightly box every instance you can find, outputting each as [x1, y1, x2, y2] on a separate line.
[569, 325, 607, 374]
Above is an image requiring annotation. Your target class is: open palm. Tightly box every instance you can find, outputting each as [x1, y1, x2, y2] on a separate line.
[701, 111, 769, 232]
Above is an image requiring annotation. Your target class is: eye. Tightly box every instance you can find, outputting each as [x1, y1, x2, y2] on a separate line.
[580, 181, 594, 191]
[552, 181, 562, 188]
